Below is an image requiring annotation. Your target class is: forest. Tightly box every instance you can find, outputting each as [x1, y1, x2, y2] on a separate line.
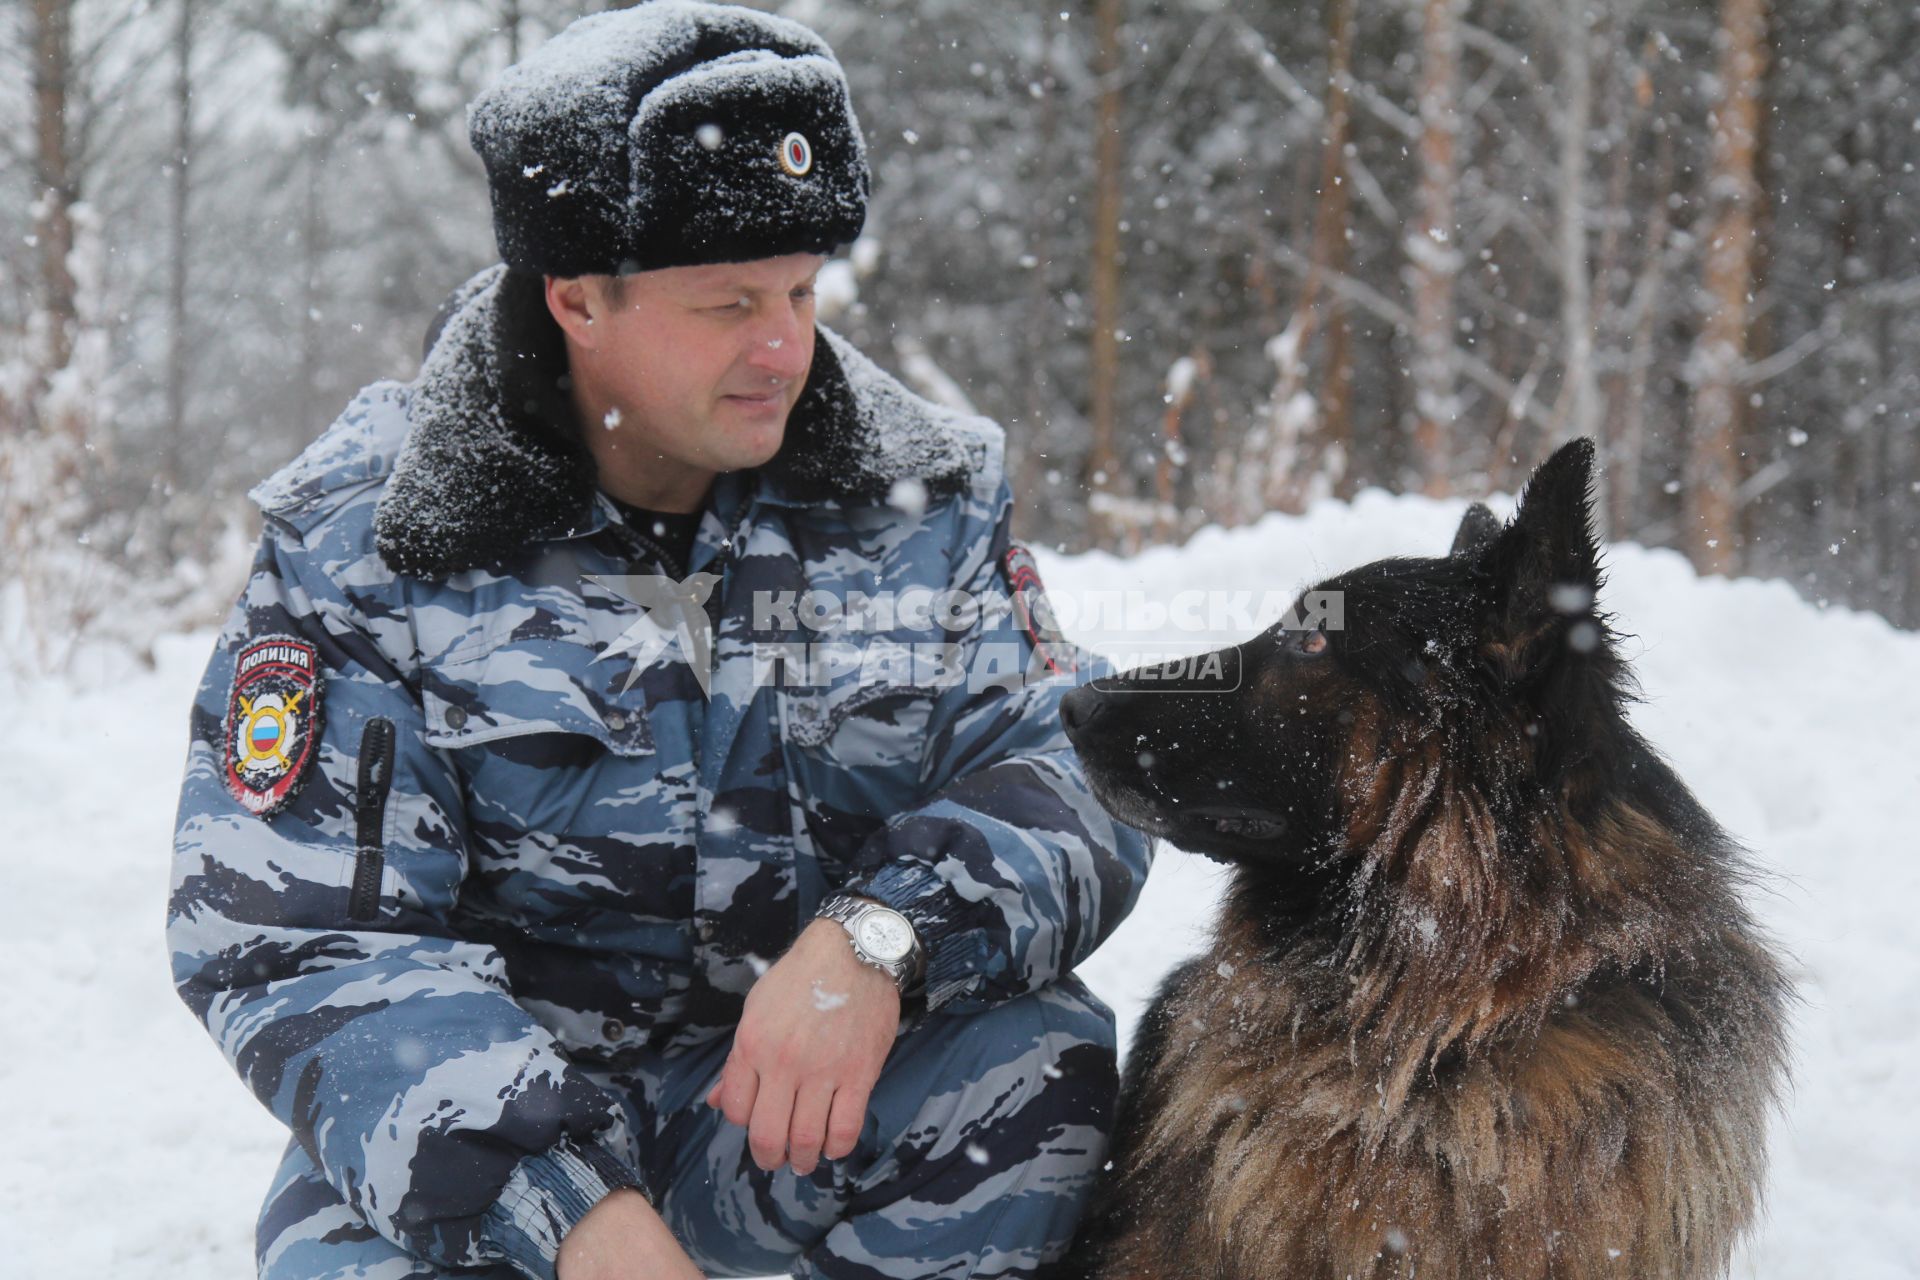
[2, 0, 1914, 665]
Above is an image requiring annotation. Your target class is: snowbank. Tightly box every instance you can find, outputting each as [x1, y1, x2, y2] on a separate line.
[3, 488, 1914, 1276]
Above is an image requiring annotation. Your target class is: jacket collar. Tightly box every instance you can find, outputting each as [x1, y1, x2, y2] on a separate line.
[373, 264, 980, 580]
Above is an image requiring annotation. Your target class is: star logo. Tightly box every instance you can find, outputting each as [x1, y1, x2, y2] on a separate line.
[585, 572, 722, 696]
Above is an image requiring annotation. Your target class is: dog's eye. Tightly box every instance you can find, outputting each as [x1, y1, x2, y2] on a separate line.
[1299, 629, 1328, 656]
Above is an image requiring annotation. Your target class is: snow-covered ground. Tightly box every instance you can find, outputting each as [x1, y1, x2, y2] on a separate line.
[3, 488, 1916, 1276]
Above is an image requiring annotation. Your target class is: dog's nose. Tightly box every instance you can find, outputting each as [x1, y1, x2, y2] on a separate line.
[1060, 687, 1102, 736]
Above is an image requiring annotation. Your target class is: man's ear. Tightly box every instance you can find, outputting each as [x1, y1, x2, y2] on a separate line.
[544, 274, 603, 349]
[1474, 438, 1605, 677]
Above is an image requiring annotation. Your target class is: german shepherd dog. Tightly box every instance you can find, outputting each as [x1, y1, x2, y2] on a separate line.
[1055, 440, 1790, 1279]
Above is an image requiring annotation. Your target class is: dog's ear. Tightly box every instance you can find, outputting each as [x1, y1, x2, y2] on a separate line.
[1449, 502, 1502, 557]
[1473, 438, 1605, 675]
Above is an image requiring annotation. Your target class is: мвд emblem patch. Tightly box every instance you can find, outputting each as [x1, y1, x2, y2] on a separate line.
[1004, 543, 1081, 676]
[223, 635, 323, 818]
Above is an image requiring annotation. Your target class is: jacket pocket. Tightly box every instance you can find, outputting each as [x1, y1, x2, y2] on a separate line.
[349, 717, 396, 922]
[421, 639, 656, 758]
[783, 683, 943, 773]
[778, 634, 943, 759]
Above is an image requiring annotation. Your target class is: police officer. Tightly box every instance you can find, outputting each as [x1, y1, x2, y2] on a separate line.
[169, 4, 1150, 1278]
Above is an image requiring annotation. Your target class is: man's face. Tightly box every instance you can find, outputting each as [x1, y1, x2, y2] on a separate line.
[558, 252, 823, 480]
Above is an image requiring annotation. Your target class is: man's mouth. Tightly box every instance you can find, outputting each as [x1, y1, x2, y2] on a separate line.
[723, 386, 788, 408]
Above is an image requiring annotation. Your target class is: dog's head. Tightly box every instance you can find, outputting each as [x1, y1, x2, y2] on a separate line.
[1061, 438, 1628, 871]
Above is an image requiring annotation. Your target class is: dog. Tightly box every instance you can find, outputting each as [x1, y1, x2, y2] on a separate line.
[1055, 439, 1790, 1279]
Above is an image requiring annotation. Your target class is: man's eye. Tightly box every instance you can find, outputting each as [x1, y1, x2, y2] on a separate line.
[709, 296, 750, 313]
[792, 285, 815, 302]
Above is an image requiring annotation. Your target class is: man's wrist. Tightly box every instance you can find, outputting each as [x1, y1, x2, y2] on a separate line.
[816, 893, 924, 992]
[554, 1188, 653, 1278]
[834, 862, 991, 1011]
[482, 1137, 647, 1280]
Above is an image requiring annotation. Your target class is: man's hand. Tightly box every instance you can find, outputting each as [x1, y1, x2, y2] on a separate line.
[555, 1188, 704, 1280]
[705, 918, 902, 1177]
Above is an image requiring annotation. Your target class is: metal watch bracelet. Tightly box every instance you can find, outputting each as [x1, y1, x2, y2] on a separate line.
[817, 894, 925, 992]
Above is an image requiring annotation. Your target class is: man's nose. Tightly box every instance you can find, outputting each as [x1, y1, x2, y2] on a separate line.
[744, 304, 812, 381]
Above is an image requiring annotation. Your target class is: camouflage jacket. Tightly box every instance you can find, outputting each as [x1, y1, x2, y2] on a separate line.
[167, 266, 1151, 1268]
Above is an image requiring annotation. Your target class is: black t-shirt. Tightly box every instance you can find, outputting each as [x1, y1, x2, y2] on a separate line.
[610, 498, 703, 577]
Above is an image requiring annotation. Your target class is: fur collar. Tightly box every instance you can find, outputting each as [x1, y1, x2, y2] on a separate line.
[373, 265, 980, 579]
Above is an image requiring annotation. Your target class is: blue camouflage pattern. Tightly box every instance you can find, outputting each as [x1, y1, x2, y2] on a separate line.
[257, 975, 1117, 1279]
[168, 268, 1151, 1276]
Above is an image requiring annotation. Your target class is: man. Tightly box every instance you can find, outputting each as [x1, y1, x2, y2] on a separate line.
[167, 4, 1150, 1279]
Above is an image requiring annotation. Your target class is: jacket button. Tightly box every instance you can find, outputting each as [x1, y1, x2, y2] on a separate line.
[443, 705, 468, 730]
[602, 1017, 625, 1040]
[605, 711, 628, 732]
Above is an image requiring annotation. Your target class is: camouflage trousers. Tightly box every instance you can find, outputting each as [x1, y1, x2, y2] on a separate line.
[255, 976, 1116, 1280]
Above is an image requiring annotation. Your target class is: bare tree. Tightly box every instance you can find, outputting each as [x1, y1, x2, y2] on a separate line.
[1085, 0, 1126, 541]
[1555, 0, 1599, 476]
[1257, 0, 1357, 513]
[1409, 0, 1465, 494]
[163, 0, 194, 505]
[1687, 0, 1768, 574]
[1318, 0, 1356, 500]
[29, 0, 78, 409]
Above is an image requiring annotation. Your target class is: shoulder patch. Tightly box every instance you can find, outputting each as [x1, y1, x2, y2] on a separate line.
[1003, 544, 1081, 676]
[223, 635, 324, 818]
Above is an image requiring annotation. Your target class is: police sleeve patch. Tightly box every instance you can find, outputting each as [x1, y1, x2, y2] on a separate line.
[1003, 544, 1081, 676]
[223, 634, 324, 818]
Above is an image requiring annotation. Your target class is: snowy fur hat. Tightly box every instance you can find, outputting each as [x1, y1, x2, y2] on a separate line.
[468, 1, 869, 277]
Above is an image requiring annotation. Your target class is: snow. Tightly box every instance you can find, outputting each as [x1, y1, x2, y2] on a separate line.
[893, 337, 978, 415]
[813, 258, 859, 320]
[886, 476, 929, 518]
[1165, 355, 1199, 402]
[470, 3, 833, 165]
[4, 487, 1917, 1275]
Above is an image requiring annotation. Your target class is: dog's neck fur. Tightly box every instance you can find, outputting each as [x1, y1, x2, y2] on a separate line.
[1217, 700, 1744, 1110]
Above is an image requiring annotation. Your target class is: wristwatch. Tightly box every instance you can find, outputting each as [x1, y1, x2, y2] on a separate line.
[817, 894, 924, 992]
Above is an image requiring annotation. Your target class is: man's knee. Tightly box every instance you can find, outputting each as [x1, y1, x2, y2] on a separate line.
[1005, 975, 1120, 1136]
[255, 1139, 443, 1280]
[879, 974, 1119, 1163]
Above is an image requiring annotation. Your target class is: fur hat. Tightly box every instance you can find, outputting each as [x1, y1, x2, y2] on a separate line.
[467, 1, 869, 277]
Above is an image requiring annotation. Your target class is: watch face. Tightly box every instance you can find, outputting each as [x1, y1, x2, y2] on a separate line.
[855, 910, 914, 963]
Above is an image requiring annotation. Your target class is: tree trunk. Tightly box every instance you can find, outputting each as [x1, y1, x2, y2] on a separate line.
[1686, 0, 1768, 575]
[1614, 125, 1674, 539]
[1597, 40, 1664, 537]
[1257, 0, 1355, 513]
[1409, 0, 1464, 496]
[297, 134, 331, 443]
[30, 0, 78, 406]
[1016, 19, 1062, 520]
[1556, 0, 1601, 521]
[164, 0, 195, 504]
[1318, 0, 1356, 499]
[1085, 0, 1126, 544]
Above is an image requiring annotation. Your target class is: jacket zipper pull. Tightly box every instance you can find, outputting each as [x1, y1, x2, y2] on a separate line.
[348, 717, 397, 922]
